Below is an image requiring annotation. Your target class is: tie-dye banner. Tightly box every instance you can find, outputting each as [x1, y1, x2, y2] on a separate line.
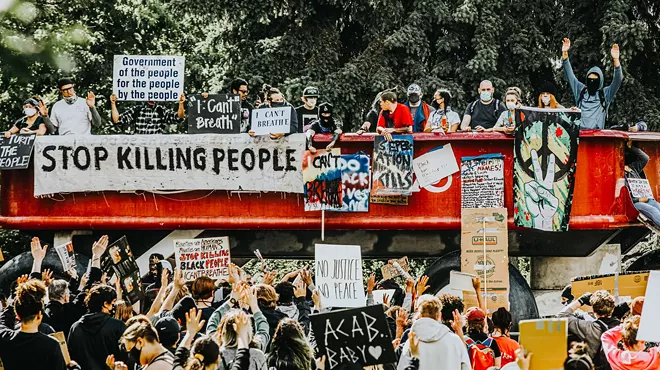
[303, 149, 342, 211]
[514, 108, 581, 232]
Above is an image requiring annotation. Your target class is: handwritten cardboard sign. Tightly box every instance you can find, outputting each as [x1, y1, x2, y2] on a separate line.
[310, 305, 396, 369]
[334, 154, 370, 212]
[461, 154, 504, 209]
[0, 133, 36, 170]
[175, 236, 231, 281]
[303, 149, 342, 211]
[251, 107, 292, 135]
[112, 55, 185, 101]
[372, 135, 414, 196]
[315, 244, 365, 308]
[413, 145, 459, 187]
[628, 178, 654, 199]
[380, 256, 410, 280]
[188, 94, 241, 134]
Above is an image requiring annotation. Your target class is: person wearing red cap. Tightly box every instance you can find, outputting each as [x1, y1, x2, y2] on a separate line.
[465, 307, 501, 370]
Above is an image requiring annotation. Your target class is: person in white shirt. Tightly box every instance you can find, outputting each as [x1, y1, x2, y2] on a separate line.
[50, 78, 101, 135]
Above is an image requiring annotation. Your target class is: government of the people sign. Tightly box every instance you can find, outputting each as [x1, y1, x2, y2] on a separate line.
[112, 55, 185, 101]
[33, 134, 305, 196]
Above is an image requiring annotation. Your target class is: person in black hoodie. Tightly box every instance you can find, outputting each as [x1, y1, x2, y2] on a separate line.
[253, 283, 287, 342]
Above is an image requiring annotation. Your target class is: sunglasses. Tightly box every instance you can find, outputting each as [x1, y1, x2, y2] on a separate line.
[60, 86, 75, 92]
[239, 89, 248, 94]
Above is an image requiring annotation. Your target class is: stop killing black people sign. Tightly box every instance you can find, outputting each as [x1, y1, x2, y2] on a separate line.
[0, 133, 36, 170]
[188, 94, 241, 134]
[310, 305, 396, 369]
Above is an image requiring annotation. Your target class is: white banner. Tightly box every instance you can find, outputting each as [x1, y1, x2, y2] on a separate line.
[251, 107, 292, 136]
[315, 244, 365, 308]
[413, 144, 459, 187]
[33, 134, 305, 196]
[174, 237, 230, 281]
[628, 178, 654, 199]
[113, 55, 185, 101]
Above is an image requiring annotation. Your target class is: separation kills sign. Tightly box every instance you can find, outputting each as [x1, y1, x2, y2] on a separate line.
[310, 305, 396, 369]
[334, 154, 370, 213]
[175, 237, 230, 281]
[315, 244, 365, 308]
[372, 135, 414, 196]
[0, 133, 36, 170]
[33, 134, 305, 196]
[251, 107, 292, 136]
[461, 154, 505, 209]
[112, 55, 185, 101]
[303, 149, 342, 211]
[188, 94, 241, 134]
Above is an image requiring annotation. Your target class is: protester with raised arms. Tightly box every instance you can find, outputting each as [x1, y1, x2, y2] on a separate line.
[50, 77, 102, 135]
[376, 91, 413, 142]
[460, 80, 507, 132]
[110, 91, 186, 134]
[5, 97, 54, 137]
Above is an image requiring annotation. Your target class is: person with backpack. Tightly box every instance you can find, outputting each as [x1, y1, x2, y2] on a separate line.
[464, 307, 501, 370]
[460, 80, 507, 132]
[556, 290, 620, 370]
[491, 308, 520, 367]
[110, 92, 186, 134]
[561, 37, 623, 129]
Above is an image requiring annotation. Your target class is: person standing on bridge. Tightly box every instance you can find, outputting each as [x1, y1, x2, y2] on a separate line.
[248, 87, 299, 139]
[460, 80, 507, 132]
[426, 89, 460, 133]
[50, 77, 102, 135]
[4, 97, 55, 137]
[306, 102, 343, 153]
[295, 86, 320, 133]
[404, 84, 435, 133]
[110, 92, 186, 134]
[376, 91, 413, 142]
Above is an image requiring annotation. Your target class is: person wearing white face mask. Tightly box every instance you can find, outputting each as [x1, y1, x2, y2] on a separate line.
[537, 82, 564, 109]
[4, 97, 56, 138]
[493, 87, 522, 134]
[295, 86, 319, 133]
[460, 80, 507, 132]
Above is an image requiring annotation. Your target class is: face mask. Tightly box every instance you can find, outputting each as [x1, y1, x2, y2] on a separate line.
[64, 95, 77, 104]
[506, 101, 517, 110]
[321, 115, 332, 125]
[128, 342, 142, 364]
[408, 94, 420, 104]
[24, 108, 37, 117]
[542, 96, 551, 106]
[586, 78, 600, 95]
[305, 98, 317, 108]
[480, 91, 492, 102]
[270, 101, 285, 108]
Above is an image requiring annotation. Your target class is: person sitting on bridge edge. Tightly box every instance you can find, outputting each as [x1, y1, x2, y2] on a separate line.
[306, 102, 343, 153]
[538, 81, 564, 109]
[460, 80, 507, 132]
[376, 91, 413, 142]
[562, 38, 623, 130]
[404, 84, 435, 133]
[624, 133, 660, 226]
[493, 87, 522, 134]
[51, 77, 102, 135]
[110, 92, 186, 134]
[426, 89, 460, 133]
[5, 97, 55, 138]
[295, 86, 320, 133]
[230, 78, 254, 133]
[249, 87, 299, 139]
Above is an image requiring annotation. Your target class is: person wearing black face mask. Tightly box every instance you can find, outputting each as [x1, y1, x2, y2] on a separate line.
[117, 322, 173, 370]
[404, 84, 435, 133]
[306, 102, 343, 153]
[562, 38, 623, 129]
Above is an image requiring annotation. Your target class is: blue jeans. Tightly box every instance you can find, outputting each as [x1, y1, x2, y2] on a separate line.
[635, 199, 660, 226]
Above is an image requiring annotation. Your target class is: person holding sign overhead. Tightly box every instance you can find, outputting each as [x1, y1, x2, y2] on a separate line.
[248, 87, 298, 139]
[5, 97, 55, 137]
[376, 91, 413, 142]
[110, 93, 186, 134]
[50, 77, 102, 135]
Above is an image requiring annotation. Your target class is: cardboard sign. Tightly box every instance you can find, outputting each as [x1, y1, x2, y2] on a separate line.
[188, 94, 241, 134]
[102, 236, 143, 305]
[50, 332, 71, 365]
[372, 135, 414, 196]
[0, 133, 36, 170]
[54, 241, 76, 275]
[333, 154, 370, 212]
[461, 154, 505, 209]
[380, 256, 410, 280]
[571, 271, 649, 310]
[174, 236, 231, 281]
[251, 107, 292, 135]
[413, 145, 459, 187]
[461, 208, 510, 313]
[112, 55, 185, 101]
[519, 318, 567, 370]
[628, 178, 654, 199]
[315, 244, 365, 308]
[303, 149, 342, 211]
[637, 270, 660, 342]
[310, 305, 396, 369]
[370, 194, 408, 205]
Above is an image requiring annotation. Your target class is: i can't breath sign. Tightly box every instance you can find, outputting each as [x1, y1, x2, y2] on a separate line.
[113, 55, 185, 101]
[314, 244, 365, 308]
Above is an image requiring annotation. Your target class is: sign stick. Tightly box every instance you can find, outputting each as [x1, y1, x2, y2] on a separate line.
[482, 218, 488, 312]
[321, 209, 325, 241]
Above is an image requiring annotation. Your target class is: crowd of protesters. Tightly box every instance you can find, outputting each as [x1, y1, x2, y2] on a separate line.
[0, 236, 657, 370]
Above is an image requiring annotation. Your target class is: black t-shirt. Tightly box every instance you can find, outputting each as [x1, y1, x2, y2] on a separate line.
[467, 332, 501, 358]
[240, 100, 254, 133]
[464, 100, 507, 130]
[13, 115, 45, 131]
[295, 105, 319, 133]
[365, 109, 379, 132]
[0, 327, 66, 370]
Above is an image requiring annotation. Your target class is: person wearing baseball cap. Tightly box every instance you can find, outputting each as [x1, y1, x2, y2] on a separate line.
[465, 307, 502, 369]
[155, 316, 181, 354]
[50, 77, 102, 135]
[295, 86, 320, 132]
[404, 83, 435, 133]
[306, 102, 343, 153]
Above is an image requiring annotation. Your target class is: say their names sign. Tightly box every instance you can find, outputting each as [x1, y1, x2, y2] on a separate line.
[315, 244, 366, 308]
[461, 154, 505, 209]
[251, 107, 292, 136]
[0, 134, 36, 170]
[113, 55, 185, 101]
[188, 94, 241, 134]
[310, 305, 396, 369]
[175, 237, 231, 281]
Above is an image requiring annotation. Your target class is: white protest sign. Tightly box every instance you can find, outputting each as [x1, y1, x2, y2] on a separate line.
[251, 107, 292, 136]
[174, 237, 231, 281]
[450, 271, 477, 292]
[628, 178, 654, 199]
[113, 55, 185, 101]
[315, 244, 365, 308]
[33, 134, 305, 196]
[371, 289, 395, 305]
[637, 270, 660, 342]
[54, 242, 76, 274]
[413, 144, 459, 187]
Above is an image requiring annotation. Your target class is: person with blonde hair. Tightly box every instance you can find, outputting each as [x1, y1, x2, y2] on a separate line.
[217, 309, 267, 370]
[602, 315, 660, 370]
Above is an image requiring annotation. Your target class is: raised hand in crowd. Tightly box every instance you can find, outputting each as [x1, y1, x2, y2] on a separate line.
[293, 278, 307, 298]
[562, 37, 571, 59]
[227, 263, 241, 284]
[115, 275, 123, 300]
[78, 272, 89, 292]
[409, 331, 421, 358]
[30, 237, 48, 274]
[312, 289, 322, 311]
[280, 268, 300, 283]
[395, 308, 409, 339]
[91, 235, 109, 268]
[314, 355, 326, 370]
[241, 285, 261, 313]
[366, 273, 376, 294]
[450, 309, 465, 340]
[300, 267, 314, 287]
[37, 100, 48, 116]
[515, 347, 532, 370]
[86, 91, 95, 108]
[262, 270, 277, 286]
[101, 272, 108, 285]
[611, 43, 621, 67]
[234, 311, 251, 350]
[405, 278, 415, 294]
[177, 94, 186, 119]
[173, 268, 185, 290]
[186, 307, 206, 336]
[416, 275, 430, 296]
[41, 269, 53, 287]
[16, 274, 29, 285]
